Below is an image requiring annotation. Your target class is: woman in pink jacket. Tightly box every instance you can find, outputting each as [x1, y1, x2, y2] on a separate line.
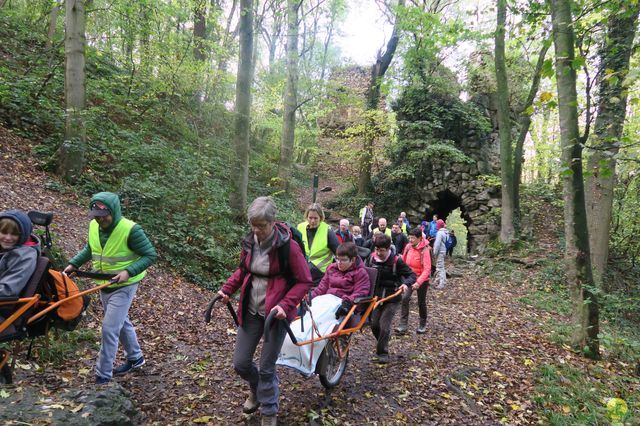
[396, 228, 432, 334]
[311, 242, 371, 323]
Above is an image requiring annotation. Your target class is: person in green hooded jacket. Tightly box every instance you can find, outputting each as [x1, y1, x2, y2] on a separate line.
[63, 192, 157, 384]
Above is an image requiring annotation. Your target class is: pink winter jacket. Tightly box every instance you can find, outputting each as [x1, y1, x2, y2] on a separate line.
[311, 258, 371, 303]
[402, 238, 431, 288]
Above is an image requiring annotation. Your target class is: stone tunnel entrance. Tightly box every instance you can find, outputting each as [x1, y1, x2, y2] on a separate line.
[423, 190, 472, 255]
[406, 162, 502, 255]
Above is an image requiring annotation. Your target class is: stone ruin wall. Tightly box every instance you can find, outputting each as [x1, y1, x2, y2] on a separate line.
[404, 127, 502, 254]
[320, 67, 502, 254]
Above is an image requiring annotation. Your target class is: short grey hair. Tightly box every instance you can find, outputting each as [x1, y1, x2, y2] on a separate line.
[247, 196, 277, 223]
[340, 219, 349, 226]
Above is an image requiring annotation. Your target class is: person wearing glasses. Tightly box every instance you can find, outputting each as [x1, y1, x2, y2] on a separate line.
[217, 196, 312, 426]
[310, 242, 370, 326]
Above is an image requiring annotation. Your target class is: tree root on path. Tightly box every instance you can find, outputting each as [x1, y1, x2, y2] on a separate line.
[444, 367, 487, 417]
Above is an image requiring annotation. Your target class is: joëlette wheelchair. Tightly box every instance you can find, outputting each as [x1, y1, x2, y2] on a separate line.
[204, 261, 403, 389]
[0, 211, 115, 384]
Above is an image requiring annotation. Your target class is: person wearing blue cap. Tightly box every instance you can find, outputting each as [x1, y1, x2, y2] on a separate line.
[0, 210, 41, 298]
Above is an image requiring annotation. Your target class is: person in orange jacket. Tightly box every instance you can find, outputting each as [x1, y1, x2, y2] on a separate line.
[396, 228, 431, 334]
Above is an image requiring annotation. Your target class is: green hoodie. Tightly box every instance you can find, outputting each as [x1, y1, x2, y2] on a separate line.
[69, 192, 157, 290]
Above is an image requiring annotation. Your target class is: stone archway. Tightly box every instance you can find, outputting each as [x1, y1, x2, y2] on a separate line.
[405, 145, 502, 255]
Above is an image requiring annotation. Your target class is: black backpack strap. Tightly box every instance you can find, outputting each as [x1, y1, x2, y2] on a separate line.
[278, 239, 295, 287]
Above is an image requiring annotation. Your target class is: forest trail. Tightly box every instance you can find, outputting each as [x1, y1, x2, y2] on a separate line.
[0, 126, 602, 425]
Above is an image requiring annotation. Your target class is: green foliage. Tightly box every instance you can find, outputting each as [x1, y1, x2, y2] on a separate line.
[611, 168, 640, 267]
[396, 4, 479, 89]
[35, 328, 99, 365]
[0, 10, 300, 287]
[330, 83, 492, 214]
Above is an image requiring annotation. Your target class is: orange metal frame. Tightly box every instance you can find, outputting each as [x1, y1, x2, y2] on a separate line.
[290, 288, 404, 359]
[0, 281, 112, 372]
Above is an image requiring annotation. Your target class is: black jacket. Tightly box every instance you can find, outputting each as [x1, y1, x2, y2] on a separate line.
[367, 254, 416, 303]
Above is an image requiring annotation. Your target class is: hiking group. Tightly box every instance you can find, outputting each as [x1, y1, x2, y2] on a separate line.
[1, 194, 455, 426]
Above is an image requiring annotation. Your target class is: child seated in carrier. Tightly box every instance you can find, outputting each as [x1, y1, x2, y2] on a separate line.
[311, 242, 371, 325]
[0, 210, 40, 299]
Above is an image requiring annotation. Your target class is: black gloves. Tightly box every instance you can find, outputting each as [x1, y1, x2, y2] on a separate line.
[335, 299, 353, 319]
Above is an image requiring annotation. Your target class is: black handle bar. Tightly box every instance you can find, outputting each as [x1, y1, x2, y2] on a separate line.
[73, 271, 118, 281]
[263, 310, 297, 345]
[204, 294, 239, 326]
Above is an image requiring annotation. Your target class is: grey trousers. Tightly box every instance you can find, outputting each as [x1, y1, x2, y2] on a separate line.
[232, 312, 286, 417]
[96, 284, 143, 380]
[399, 284, 428, 327]
[370, 301, 399, 356]
[435, 254, 447, 288]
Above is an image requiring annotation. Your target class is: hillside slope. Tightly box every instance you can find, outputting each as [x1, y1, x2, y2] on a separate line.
[1, 126, 638, 425]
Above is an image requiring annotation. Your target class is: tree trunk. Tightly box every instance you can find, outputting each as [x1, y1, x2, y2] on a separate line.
[513, 39, 550, 224]
[551, 0, 599, 359]
[193, 0, 207, 61]
[230, 0, 254, 220]
[585, 1, 640, 289]
[494, 0, 515, 243]
[278, 0, 301, 188]
[46, 2, 60, 48]
[358, 0, 404, 195]
[56, 0, 88, 183]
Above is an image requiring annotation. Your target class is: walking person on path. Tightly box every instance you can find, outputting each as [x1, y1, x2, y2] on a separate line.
[335, 219, 353, 244]
[297, 203, 339, 285]
[217, 196, 312, 426]
[432, 219, 448, 289]
[359, 201, 375, 239]
[367, 234, 416, 363]
[63, 192, 157, 385]
[446, 230, 457, 257]
[396, 228, 431, 334]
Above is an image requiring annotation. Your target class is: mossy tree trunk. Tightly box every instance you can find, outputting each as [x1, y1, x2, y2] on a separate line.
[494, 0, 515, 243]
[585, 1, 640, 289]
[230, 0, 254, 221]
[551, 0, 599, 359]
[278, 0, 301, 189]
[56, 0, 89, 183]
[358, 0, 404, 195]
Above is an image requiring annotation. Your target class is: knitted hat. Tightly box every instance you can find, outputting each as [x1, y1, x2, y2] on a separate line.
[0, 210, 33, 245]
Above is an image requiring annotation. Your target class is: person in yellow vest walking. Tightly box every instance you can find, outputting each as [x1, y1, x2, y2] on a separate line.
[64, 192, 157, 384]
[297, 203, 339, 285]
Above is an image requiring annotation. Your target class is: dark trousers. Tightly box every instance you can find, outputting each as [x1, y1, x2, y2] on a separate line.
[370, 301, 399, 356]
[362, 221, 372, 239]
[399, 284, 428, 327]
[232, 312, 287, 416]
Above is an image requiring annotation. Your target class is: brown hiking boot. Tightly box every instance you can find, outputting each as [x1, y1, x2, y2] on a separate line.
[242, 392, 259, 414]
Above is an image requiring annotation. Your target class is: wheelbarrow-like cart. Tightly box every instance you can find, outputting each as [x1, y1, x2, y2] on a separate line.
[204, 265, 403, 389]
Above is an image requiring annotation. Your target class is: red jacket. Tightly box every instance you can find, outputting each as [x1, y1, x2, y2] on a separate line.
[311, 258, 370, 303]
[221, 223, 312, 325]
[402, 238, 431, 288]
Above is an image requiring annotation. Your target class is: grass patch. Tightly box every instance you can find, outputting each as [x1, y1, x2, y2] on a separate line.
[522, 258, 640, 424]
[533, 363, 639, 425]
[33, 328, 98, 365]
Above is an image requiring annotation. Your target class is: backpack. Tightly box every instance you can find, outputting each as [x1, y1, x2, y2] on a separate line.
[239, 222, 306, 287]
[44, 268, 90, 330]
[445, 235, 454, 250]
